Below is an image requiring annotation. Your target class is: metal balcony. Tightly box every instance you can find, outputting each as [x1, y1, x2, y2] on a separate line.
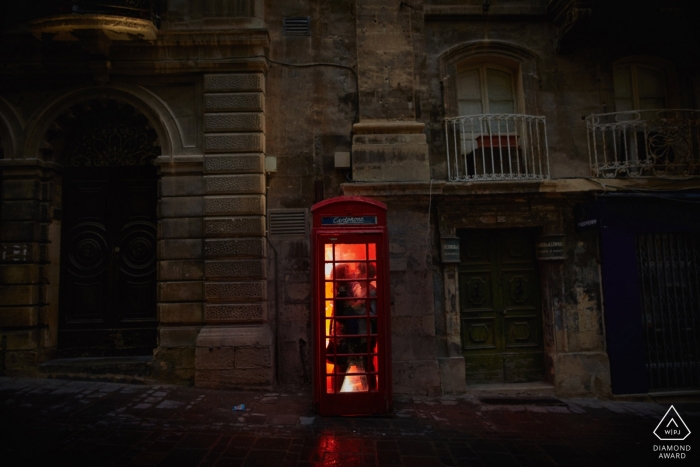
[63, 1, 157, 22]
[586, 109, 700, 178]
[444, 114, 550, 182]
[30, 0, 159, 42]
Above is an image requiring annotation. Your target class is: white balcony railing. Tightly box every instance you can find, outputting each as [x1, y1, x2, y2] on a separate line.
[444, 114, 550, 182]
[586, 109, 700, 178]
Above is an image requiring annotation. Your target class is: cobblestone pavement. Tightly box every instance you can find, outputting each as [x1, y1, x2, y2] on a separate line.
[1, 377, 698, 466]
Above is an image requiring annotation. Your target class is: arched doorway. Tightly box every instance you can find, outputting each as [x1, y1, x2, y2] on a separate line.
[52, 99, 160, 357]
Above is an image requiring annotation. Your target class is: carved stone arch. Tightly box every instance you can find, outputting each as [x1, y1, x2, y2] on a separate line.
[23, 83, 184, 164]
[439, 40, 540, 118]
[0, 97, 25, 160]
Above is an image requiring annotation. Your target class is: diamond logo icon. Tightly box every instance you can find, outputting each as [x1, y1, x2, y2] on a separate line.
[654, 405, 691, 441]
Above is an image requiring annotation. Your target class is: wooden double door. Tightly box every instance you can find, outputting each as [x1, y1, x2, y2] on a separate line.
[58, 166, 158, 357]
[458, 229, 544, 383]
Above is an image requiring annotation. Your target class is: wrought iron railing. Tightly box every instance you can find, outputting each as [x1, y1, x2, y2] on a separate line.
[586, 109, 700, 178]
[56, 0, 158, 23]
[444, 114, 550, 182]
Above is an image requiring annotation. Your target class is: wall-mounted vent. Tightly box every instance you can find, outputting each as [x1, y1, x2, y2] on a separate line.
[268, 209, 308, 236]
[283, 16, 311, 36]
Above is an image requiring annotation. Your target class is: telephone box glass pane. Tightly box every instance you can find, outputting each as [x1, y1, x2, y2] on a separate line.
[335, 244, 366, 260]
[323, 242, 379, 393]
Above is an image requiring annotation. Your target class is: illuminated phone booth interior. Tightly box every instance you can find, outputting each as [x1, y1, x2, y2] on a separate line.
[311, 196, 392, 416]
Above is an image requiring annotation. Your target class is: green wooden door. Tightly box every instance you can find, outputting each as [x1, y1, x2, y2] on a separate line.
[458, 229, 544, 383]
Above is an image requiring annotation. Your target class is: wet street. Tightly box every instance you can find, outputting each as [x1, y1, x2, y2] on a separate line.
[1, 377, 698, 466]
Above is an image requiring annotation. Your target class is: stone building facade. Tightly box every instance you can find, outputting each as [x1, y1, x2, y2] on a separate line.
[1, 1, 699, 398]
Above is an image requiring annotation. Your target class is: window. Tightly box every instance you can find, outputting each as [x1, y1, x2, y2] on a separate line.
[456, 64, 516, 116]
[614, 65, 666, 112]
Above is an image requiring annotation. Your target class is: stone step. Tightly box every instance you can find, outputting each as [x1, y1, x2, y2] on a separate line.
[38, 356, 152, 384]
[464, 381, 556, 398]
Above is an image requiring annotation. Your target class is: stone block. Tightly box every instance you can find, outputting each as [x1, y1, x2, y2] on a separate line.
[391, 335, 437, 362]
[204, 154, 264, 174]
[204, 238, 265, 258]
[235, 346, 271, 369]
[195, 325, 272, 348]
[204, 195, 265, 215]
[204, 259, 266, 279]
[159, 281, 203, 302]
[0, 264, 41, 284]
[204, 133, 265, 154]
[2, 350, 40, 375]
[158, 260, 203, 281]
[351, 138, 430, 182]
[195, 368, 272, 388]
[157, 239, 203, 260]
[0, 222, 40, 242]
[152, 348, 195, 384]
[204, 73, 265, 93]
[0, 285, 39, 306]
[203, 216, 265, 237]
[205, 93, 264, 112]
[353, 134, 427, 145]
[392, 360, 442, 396]
[285, 282, 310, 302]
[0, 307, 39, 327]
[158, 303, 203, 324]
[553, 352, 612, 397]
[204, 113, 265, 133]
[438, 357, 468, 394]
[195, 346, 236, 369]
[194, 325, 273, 387]
[153, 347, 195, 370]
[159, 218, 203, 239]
[160, 176, 204, 197]
[159, 196, 203, 218]
[1, 200, 40, 221]
[159, 326, 201, 348]
[204, 303, 266, 322]
[204, 280, 266, 301]
[392, 316, 436, 337]
[0, 329, 39, 350]
[204, 174, 265, 195]
[2, 179, 41, 200]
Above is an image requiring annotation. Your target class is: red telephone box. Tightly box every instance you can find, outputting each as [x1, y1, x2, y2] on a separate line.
[311, 196, 392, 416]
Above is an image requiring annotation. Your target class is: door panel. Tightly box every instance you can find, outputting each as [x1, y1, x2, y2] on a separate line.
[458, 229, 544, 383]
[59, 166, 157, 357]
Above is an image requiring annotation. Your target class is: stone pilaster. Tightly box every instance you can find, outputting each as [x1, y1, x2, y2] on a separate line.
[195, 73, 272, 389]
[155, 162, 204, 384]
[352, 1, 430, 182]
[0, 164, 59, 374]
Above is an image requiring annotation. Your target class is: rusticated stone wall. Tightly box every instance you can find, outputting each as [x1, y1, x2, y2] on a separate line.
[194, 73, 272, 389]
[0, 165, 60, 374]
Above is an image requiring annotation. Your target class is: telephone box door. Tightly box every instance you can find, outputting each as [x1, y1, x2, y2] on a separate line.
[312, 197, 392, 416]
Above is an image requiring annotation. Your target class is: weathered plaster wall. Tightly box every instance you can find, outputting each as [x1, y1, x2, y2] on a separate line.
[263, 0, 357, 386]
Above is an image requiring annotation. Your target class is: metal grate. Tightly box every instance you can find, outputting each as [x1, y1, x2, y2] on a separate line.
[444, 114, 550, 182]
[283, 16, 311, 36]
[637, 232, 700, 391]
[268, 209, 308, 236]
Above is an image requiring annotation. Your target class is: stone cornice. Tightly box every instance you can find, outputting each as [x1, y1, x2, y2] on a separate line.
[341, 178, 700, 197]
[352, 120, 425, 135]
[424, 4, 547, 21]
